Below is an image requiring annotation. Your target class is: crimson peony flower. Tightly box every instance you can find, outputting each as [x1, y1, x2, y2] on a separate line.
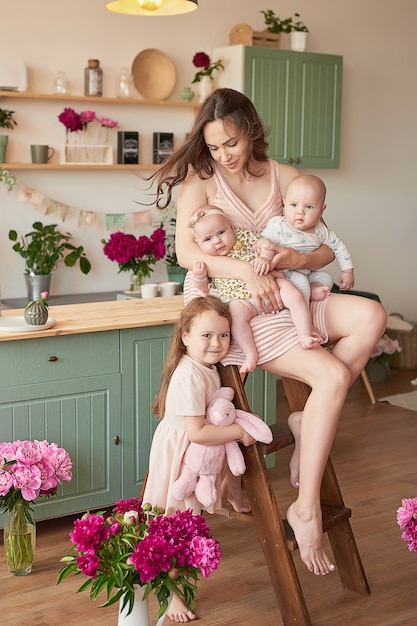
[191, 51, 224, 83]
[58, 500, 221, 620]
[102, 229, 166, 283]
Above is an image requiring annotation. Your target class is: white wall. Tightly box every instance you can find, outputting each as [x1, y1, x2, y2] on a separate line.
[1, 0, 416, 319]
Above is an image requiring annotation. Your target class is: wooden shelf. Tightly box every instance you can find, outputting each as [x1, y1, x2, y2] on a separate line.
[0, 90, 198, 110]
[1, 163, 159, 171]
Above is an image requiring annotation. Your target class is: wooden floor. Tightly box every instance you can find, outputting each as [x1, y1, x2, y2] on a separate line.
[2, 367, 417, 626]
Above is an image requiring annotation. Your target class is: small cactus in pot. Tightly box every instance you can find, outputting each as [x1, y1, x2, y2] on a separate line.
[24, 291, 49, 326]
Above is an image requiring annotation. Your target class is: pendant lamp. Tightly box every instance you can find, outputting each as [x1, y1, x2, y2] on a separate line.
[106, 0, 198, 16]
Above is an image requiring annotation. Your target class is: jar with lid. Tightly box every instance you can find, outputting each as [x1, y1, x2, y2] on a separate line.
[84, 59, 103, 97]
[116, 67, 134, 98]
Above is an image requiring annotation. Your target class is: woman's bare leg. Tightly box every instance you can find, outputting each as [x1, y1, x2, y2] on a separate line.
[288, 411, 302, 488]
[262, 344, 350, 575]
[323, 294, 387, 382]
[262, 294, 387, 575]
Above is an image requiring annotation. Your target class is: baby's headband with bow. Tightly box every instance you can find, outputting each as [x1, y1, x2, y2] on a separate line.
[187, 206, 226, 229]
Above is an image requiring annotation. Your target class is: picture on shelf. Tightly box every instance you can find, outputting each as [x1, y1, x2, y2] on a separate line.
[117, 131, 139, 164]
[153, 132, 174, 165]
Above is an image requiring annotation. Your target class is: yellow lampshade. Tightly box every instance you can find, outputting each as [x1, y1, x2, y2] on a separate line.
[106, 0, 198, 16]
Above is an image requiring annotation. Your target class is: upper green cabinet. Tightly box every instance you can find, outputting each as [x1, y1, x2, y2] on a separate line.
[214, 45, 343, 169]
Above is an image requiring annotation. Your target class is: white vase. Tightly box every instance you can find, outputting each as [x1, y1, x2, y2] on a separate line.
[198, 75, 213, 104]
[117, 585, 168, 626]
[118, 585, 150, 626]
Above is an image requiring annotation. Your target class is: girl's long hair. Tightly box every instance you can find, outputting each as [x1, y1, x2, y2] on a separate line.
[152, 296, 231, 418]
[145, 88, 270, 209]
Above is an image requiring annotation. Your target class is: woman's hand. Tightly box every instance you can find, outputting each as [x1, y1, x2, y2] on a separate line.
[244, 268, 285, 313]
[264, 243, 335, 272]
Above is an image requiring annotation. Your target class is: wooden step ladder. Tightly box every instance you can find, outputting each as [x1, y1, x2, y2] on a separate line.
[217, 364, 370, 626]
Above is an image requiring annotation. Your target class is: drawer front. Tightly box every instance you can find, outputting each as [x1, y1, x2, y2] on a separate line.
[0, 331, 120, 387]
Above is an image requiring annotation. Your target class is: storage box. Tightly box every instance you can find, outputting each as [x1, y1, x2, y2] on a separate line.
[229, 23, 281, 48]
[117, 131, 139, 164]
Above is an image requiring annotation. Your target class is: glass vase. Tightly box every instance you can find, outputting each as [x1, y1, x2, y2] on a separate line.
[129, 272, 143, 294]
[3, 500, 36, 576]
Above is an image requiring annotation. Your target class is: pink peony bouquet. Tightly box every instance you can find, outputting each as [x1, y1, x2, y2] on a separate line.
[397, 497, 417, 551]
[192, 51, 224, 83]
[0, 439, 72, 523]
[102, 229, 166, 283]
[57, 498, 221, 618]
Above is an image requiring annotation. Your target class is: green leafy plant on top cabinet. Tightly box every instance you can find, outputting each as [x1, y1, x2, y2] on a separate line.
[214, 45, 343, 169]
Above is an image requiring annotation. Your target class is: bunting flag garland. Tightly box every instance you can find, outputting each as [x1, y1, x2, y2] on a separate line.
[132, 209, 153, 228]
[18, 185, 46, 210]
[0, 168, 17, 192]
[45, 199, 70, 221]
[106, 213, 126, 231]
[78, 211, 97, 227]
[0, 172, 156, 232]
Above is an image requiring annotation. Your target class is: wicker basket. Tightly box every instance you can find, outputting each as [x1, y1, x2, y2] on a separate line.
[387, 314, 417, 370]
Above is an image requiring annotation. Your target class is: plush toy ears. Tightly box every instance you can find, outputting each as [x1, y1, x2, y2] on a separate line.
[209, 387, 235, 403]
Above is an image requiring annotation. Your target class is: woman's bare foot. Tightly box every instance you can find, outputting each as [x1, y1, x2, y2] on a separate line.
[286, 502, 336, 576]
[166, 593, 197, 622]
[221, 474, 251, 513]
[288, 411, 302, 488]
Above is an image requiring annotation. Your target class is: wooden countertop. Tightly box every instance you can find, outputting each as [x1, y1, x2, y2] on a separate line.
[0, 296, 184, 342]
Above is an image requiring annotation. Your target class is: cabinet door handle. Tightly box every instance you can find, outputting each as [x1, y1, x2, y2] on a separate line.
[48, 356, 58, 362]
[288, 157, 293, 164]
[113, 436, 120, 445]
[295, 158, 300, 164]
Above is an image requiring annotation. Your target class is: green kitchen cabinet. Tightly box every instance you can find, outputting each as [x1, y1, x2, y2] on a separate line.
[214, 45, 343, 168]
[120, 325, 175, 498]
[0, 332, 122, 522]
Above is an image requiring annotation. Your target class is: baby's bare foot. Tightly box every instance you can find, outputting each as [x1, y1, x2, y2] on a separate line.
[239, 353, 258, 374]
[286, 502, 335, 576]
[310, 284, 331, 301]
[288, 411, 302, 488]
[167, 592, 197, 622]
[298, 332, 324, 349]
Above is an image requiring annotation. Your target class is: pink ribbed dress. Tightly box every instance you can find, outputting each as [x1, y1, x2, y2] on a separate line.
[183, 160, 329, 367]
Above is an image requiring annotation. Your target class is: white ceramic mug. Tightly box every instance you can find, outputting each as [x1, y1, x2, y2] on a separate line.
[141, 283, 159, 299]
[159, 281, 179, 297]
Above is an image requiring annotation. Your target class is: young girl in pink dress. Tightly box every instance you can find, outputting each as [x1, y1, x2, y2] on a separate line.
[142, 295, 255, 622]
[145, 88, 386, 618]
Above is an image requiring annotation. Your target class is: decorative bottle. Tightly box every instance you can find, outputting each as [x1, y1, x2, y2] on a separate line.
[116, 67, 134, 98]
[84, 59, 103, 97]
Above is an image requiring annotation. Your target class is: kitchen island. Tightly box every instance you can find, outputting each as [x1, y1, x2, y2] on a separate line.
[0, 297, 276, 523]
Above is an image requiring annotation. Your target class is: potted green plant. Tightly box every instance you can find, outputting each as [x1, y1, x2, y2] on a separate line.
[260, 10, 309, 51]
[159, 205, 187, 289]
[0, 108, 17, 163]
[9, 221, 92, 300]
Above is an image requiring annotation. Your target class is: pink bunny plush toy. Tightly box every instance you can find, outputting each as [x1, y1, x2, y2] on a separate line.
[172, 387, 273, 508]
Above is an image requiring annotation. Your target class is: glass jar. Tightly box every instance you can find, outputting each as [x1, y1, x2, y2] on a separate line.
[84, 59, 103, 97]
[53, 71, 70, 95]
[116, 67, 134, 98]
